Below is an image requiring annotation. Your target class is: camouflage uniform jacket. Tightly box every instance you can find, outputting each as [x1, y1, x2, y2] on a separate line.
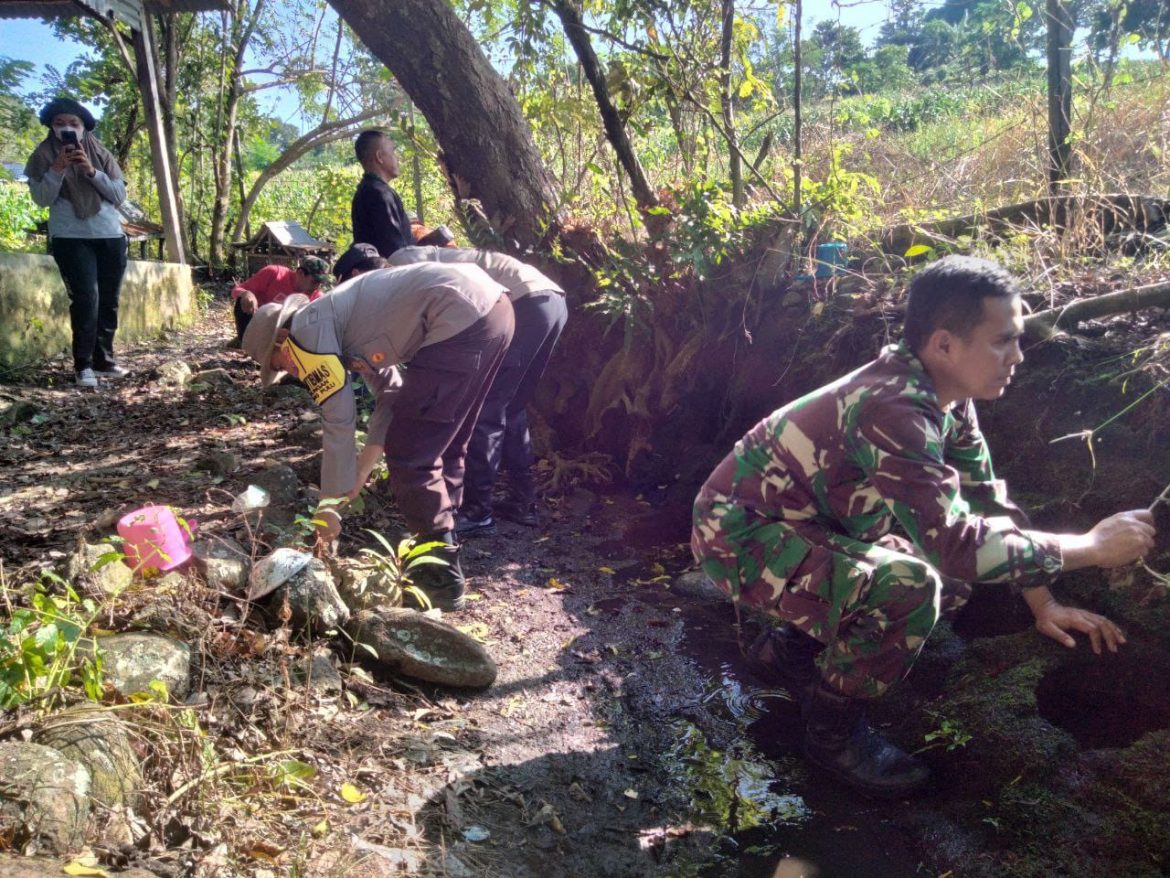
[694, 342, 1063, 591]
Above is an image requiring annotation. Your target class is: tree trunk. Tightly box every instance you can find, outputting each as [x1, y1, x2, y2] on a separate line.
[551, 0, 658, 211]
[209, 0, 264, 268]
[158, 13, 192, 258]
[720, 0, 743, 208]
[792, 0, 803, 222]
[1046, 0, 1074, 203]
[328, 0, 562, 252]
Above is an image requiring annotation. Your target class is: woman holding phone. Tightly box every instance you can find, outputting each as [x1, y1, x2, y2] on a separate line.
[25, 97, 129, 389]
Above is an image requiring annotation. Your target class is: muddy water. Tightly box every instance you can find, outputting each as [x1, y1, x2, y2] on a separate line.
[630, 584, 924, 878]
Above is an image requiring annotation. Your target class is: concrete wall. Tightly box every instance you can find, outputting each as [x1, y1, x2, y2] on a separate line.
[0, 252, 196, 371]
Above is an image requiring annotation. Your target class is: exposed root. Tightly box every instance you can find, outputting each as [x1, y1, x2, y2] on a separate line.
[535, 451, 614, 496]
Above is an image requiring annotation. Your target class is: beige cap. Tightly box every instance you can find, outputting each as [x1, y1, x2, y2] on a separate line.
[241, 294, 310, 386]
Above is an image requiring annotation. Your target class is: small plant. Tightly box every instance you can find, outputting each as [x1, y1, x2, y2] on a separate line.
[290, 497, 348, 546]
[915, 712, 973, 754]
[0, 572, 104, 709]
[358, 529, 447, 610]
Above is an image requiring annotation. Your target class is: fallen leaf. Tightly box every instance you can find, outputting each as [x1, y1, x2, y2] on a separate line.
[597, 566, 615, 574]
[623, 788, 639, 799]
[457, 622, 490, 642]
[340, 782, 367, 804]
[63, 865, 110, 877]
[546, 577, 567, 590]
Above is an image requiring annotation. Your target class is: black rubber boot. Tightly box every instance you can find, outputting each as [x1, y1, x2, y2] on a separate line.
[746, 623, 825, 707]
[803, 684, 930, 798]
[404, 530, 465, 612]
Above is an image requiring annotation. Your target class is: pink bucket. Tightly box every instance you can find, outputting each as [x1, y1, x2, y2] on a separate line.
[117, 506, 193, 572]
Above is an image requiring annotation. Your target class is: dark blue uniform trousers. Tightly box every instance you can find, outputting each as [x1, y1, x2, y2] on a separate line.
[460, 292, 568, 518]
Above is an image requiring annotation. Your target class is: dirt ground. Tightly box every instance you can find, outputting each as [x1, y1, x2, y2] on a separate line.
[2, 295, 1168, 878]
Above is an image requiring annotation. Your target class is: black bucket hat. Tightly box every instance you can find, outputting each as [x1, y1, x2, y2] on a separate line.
[38, 97, 97, 131]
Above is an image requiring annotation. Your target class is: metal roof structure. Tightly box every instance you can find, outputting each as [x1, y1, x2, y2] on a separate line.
[0, 0, 225, 26]
[232, 221, 332, 275]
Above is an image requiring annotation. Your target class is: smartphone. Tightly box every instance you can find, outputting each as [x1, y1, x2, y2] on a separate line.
[60, 130, 79, 148]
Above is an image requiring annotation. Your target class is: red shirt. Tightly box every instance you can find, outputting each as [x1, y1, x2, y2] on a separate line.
[231, 264, 322, 307]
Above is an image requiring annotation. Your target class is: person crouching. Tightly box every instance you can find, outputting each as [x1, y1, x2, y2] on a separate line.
[241, 262, 514, 611]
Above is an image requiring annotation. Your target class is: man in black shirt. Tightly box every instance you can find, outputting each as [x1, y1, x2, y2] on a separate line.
[351, 130, 415, 258]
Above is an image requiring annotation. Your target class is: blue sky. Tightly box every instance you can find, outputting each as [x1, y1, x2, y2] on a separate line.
[0, 1, 903, 125]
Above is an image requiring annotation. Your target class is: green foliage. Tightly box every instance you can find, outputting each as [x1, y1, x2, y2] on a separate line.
[0, 573, 103, 709]
[916, 712, 974, 754]
[291, 497, 348, 546]
[790, 144, 882, 236]
[583, 177, 788, 335]
[358, 529, 448, 610]
[0, 181, 46, 253]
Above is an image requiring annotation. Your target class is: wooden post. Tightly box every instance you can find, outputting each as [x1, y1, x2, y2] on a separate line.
[132, 12, 186, 264]
[1046, 0, 1074, 202]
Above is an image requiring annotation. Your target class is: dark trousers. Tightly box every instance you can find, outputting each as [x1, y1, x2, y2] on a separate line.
[233, 298, 253, 342]
[51, 236, 128, 372]
[383, 296, 515, 535]
[461, 293, 568, 517]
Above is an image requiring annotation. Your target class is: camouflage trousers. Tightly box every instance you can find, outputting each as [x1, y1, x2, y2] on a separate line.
[692, 496, 972, 699]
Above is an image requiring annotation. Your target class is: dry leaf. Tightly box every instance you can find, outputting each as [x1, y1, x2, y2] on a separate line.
[63, 865, 110, 877]
[340, 782, 367, 804]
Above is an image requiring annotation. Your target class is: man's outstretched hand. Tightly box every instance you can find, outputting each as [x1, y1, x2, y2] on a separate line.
[1023, 586, 1126, 655]
[1060, 509, 1155, 571]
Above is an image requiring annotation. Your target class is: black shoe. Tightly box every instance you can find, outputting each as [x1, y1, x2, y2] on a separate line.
[94, 363, 129, 379]
[403, 531, 466, 611]
[746, 623, 824, 706]
[803, 684, 930, 798]
[495, 499, 538, 527]
[455, 512, 497, 539]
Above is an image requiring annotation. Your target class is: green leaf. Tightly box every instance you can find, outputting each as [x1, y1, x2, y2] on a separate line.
[903, 244, 933, 258]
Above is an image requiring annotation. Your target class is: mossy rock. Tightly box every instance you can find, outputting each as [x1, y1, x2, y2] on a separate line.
[33, 706, 142, 809]
[920, 634, 1073, 792]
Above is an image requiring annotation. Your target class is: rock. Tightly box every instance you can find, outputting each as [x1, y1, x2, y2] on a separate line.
[0, 742, 90, 856]
[66, 541, 133, 596]
[1, 399, 39, 427]
[195, 449, 239, 476]
[191, 368, 234, 386]
[297, 649, 343, 695]
[250, 463, 302, 504]
[272, 558, 350, 634]
[917, 634, 1073, 792]
[269, 382, 311, 401]
[90, 632, 192, 700]
[249, 547, 314, 600]
[346, 608, 497, 689]
[248, 464, 303, 528]
[32, 706, 142, 810]
[287, 420, 321, 442]
[0, 854, 160, 878]
[331, 556, 404, 614]
[93, 507, 124, 532]
[669, 570, 728, 602]
[192, 537, 250, 591]
[156, 360, 193, 388]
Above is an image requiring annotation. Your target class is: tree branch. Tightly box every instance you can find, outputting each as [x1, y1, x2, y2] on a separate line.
[1025, 280, 1170, 338]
